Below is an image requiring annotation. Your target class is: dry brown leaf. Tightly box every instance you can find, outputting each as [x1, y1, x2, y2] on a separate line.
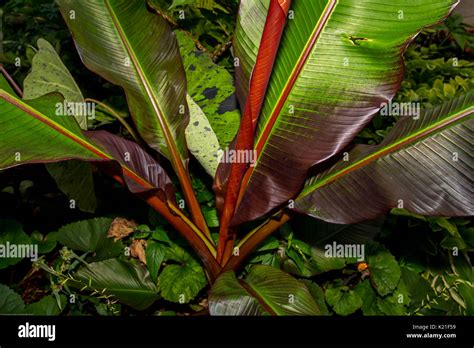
[130, 239, 147, 265]
[198, 298, 209, 309]
[107, 217, 138, 241]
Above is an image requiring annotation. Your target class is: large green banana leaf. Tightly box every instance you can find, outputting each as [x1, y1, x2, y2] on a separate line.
[234, 0, 270, 108]
[0, 75, 174, 198]
[209, 265, 321, 315]
[56, 0, 189, 164]
[295, 93, 473, 223]
[231, 0, 458, 225]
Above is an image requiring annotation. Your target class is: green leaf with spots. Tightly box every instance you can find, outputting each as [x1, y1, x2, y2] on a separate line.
[325, 285, 362, 316]
[185, 94, 222, 176]
[0, 219, 32, 269]
[0, 284, 25, 314]
[157, 244, 207, 303]
[23, 38, 86, 129]
[367, 242, 401, 296]
[176, 30, 240, 150]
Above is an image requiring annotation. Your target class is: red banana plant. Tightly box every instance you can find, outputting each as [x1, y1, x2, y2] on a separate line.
[215, 0, 292, 264]
[0, 0, 471, 295]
